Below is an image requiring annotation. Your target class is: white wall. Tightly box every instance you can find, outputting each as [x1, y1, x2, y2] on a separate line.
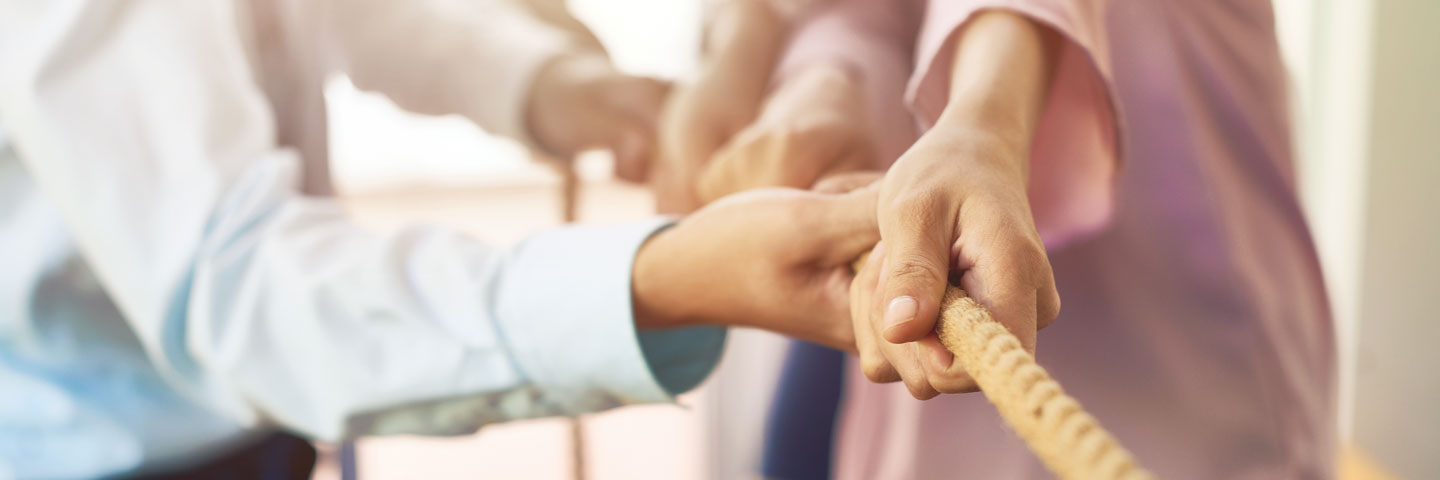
[1348, 0, 1440, 477]
[1274, 0, 1376, 442]
[1279, 0, 1440, 476]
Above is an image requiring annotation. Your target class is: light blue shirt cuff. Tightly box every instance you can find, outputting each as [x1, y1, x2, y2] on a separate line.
[637, 325, 727, 395]
[494, 218, 726, 414]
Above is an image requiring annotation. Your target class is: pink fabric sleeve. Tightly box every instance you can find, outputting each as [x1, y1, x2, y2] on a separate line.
[911, 0, 1123, 249]
[770, 0, 926, 163]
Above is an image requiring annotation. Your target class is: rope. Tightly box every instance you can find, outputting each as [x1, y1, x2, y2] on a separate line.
[936, 287, 1151, 480]
[549, 152, 587, 480]
[556, 163, 1144, 476]
[857, 255, 1152, 479]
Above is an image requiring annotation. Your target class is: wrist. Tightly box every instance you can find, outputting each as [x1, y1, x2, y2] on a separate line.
[921, 117, 1032, 188]
[931, 10, 1061, 177]
[632, 227, 697, 329]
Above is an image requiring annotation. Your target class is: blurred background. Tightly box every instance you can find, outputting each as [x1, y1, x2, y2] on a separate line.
[311, 0, 1438, 478]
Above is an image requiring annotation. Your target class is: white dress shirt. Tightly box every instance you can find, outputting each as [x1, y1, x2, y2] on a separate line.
[0, 1, 724, 478]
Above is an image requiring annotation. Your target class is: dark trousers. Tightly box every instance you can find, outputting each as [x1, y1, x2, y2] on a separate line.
[761, 340, 846, 480]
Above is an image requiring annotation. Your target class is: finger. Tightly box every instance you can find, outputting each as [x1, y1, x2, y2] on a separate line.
[812, 170, 884, 194]
[816, 135, 881, 186]
[1036, 271, 1061, 331]
[961, 265, 1040, 353]
[867, 251, 935, 398]
[918, 334, 978, 394]
[853, 244, 898, 383]
[807, 187, 880, 267]
[696, 135, 749, 203]
[652, 167, 702, 213]
[893, 341, 940, 400]
[653, 131, 719, 214]
[779, 124, 869, 191]
[878, 194, 954, 345]
[824, 266, 861, 355]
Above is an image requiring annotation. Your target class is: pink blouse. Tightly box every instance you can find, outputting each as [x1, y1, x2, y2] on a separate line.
[777, 0, 1336, 477]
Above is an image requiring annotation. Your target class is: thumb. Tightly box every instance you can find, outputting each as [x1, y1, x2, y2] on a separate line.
[808, 186, 881, 267]
[878, 205, 952, 345]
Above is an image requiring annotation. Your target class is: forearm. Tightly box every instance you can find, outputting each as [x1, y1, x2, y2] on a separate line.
[701, 0, 790, 104]
[935, 11, 1063, 183]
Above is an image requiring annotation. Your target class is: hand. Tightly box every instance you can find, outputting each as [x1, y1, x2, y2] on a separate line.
[526, 54, 670, 182]
[652, 64, 765, 213]
[696, 63, 877, 203]
[633, 186, 879, 351]
[848, 10, 1063, 399]
[652, 0, 787, 213]
[853, 126, 1060, 399]
[812, 170, 885, 194]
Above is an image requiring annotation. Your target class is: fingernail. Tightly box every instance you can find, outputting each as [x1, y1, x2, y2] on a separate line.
[884, 296, 917, 330]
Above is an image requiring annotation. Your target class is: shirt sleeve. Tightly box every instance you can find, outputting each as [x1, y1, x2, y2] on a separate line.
[317, 0, 571, 145]
[910, 0, 1124, 249]
[0, 0, 722, 442]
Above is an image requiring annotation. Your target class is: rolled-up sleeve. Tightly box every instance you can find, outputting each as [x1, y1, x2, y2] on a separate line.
[911, 0, 1123, 249]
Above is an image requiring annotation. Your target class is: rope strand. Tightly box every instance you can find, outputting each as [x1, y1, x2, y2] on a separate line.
[935, 287, 1152, 480]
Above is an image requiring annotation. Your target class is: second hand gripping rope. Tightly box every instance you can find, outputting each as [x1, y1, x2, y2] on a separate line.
[857, 254, 1153, 480]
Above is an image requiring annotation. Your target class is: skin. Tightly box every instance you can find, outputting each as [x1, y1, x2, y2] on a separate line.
[695, 63, 878, 203]
[511, 0, 670, 182]
[526, 54, 670, 183]
[519, 0, 874, 354]
[652, 0, 788, 213]
[855, 10, 1065, 399]
[523, 6, 1064, 397]
[632, 186, 879, 352]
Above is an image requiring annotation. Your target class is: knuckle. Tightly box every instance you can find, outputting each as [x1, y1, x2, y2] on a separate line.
[772, 125, 804, 150]
[861, 357, 898, 383]
[996, 238, 1055, 288]
[1038, 290, 1061, 330]
[888, 255, 946, 286]
[765, 160, 814, 189]
[885, 189, 946, 220]
[791, 119, 844, 150]
[788, 121, 823, 144]
[904, 380, 938, 400]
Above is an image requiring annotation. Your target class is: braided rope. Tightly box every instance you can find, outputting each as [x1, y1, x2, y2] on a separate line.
[934, 287, 1151, 480]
